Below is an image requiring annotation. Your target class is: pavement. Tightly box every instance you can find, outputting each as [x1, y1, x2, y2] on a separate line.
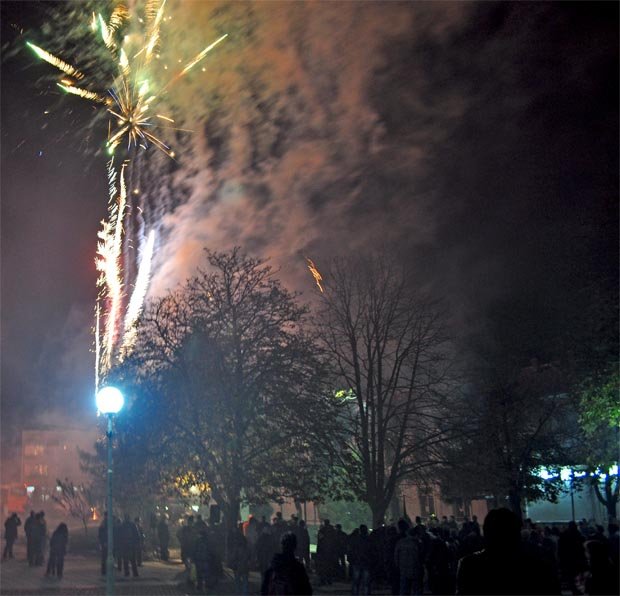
[0, 543, 362, 596]
[0, 542, 185, 595]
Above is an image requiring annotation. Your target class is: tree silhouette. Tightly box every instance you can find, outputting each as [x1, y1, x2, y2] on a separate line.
[316, 254, 454, 527]
[119, 248, 339, 538]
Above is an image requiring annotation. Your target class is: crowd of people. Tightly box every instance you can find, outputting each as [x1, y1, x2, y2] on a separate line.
[3, 506, 619, 594]
[311, 512, 619, 596]
[3, 510, 69, 579]
[162, 511, 312, 594]
[97, 512, 145, 578]
[2, 508, 146, 582]
[163, 508, 619, 595]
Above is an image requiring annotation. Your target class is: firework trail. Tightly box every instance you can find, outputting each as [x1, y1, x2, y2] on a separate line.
[306, 258, 324, 293]
[95, 161, 127, 373]
[27, 1, 227, 386]
[26, 42, 86, 80]
[121, 229, 155, 356]
[95, 303, 101, 394]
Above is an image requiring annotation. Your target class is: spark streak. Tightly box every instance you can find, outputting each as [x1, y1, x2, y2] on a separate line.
[26, 42, 85, 80]
[306, 258, 324, 293]
[179, 33, 228, 76]
[121, 229, 156, 356]
[144, 0, 166, 60]
[95, 303, 101, 394]
[57, 83, 107, 103]
[98, 13, 116, 51]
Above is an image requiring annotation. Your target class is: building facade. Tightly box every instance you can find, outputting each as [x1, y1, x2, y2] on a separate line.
[21, 427, 98, 511]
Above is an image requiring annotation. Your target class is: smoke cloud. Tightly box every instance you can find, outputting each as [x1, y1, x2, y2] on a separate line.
[142, 1, 472, 295]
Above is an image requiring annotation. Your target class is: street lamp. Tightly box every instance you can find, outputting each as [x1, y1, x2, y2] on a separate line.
[96, 386, 124, 596]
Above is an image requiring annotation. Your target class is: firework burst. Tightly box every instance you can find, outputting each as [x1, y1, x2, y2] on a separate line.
[28, 6, 226, 157]
[27, 1, 227, 387]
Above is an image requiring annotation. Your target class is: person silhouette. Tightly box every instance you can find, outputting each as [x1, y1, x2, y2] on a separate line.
[261, 532, 312, 595]
[3, 513, 21, 559]
[46, 523, 68, 579]
[584, 539, 619, 595]
[456, 508, 560, 595]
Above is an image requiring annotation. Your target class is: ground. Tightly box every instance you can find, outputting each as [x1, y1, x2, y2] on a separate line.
[0, 542, 367, 595]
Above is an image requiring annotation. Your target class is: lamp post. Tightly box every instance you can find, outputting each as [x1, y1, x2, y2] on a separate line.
[96, 386, 124, 596]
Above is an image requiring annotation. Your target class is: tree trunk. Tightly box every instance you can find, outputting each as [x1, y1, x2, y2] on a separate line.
[388, 490, 401, 522]
[508, 489, 523, 523]
[294, 499, 303, 520]
[225, 498, 240, 533]
[605, 497, 617, 520]
[594, 475, 620, 521]
[222, 497, 241, 560]
[371, 500, 387, 529]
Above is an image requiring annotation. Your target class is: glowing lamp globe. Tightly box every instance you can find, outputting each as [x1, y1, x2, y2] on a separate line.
[96, 386, 124, 415]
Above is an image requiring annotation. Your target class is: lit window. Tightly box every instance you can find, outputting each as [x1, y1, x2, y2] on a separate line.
[24, 444, 45, 456]
[33, 464, 48, 476]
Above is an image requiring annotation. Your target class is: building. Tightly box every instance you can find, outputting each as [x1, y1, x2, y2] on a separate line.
[21, 426, 99, 511]
[0, 441, 24, 519]
[0, 484, 28, 520]
[400, 483, 490, 523]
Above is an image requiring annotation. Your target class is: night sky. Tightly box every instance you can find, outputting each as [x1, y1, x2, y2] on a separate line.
[1, 2, 618, 445]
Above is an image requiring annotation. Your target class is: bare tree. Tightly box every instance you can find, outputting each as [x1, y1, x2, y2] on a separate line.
[52, 478, 96, 534]
[315, 254, 454, 527]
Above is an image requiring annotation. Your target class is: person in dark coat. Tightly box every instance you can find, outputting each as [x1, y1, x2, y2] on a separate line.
[394, 527, 423, 595]
[335, 524, 348, 579]
[456, 508, 560, 595]
[261, 531, 312, 595]
[426, 529, 454, 595]
[272, 512, 287, 545]
[387, 519, 409, 595]
[46, 523, 69, 579]
[229, 526, 251, 595]
[134, 517, 145, 566]
[177, 516, 195, 571]
[157, 516, 170, 561]
[193, 528, 210, 593]
[195, 514, 208, 533]
[24, 511, 35, 565]
[118, 514, 140, 577]
[584, 539, 619, 596]
[298, 520, 311, 569]
[316, 519, 338, 585]
[347, 528, 360, 581]
[3, 513, 21, 560]
[351, 525, 375, 596]
[33, 512, 47, 566]
[558, 521, 587, 594]
[257, 526, 277, 582]
[369, 524, 388, 584]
